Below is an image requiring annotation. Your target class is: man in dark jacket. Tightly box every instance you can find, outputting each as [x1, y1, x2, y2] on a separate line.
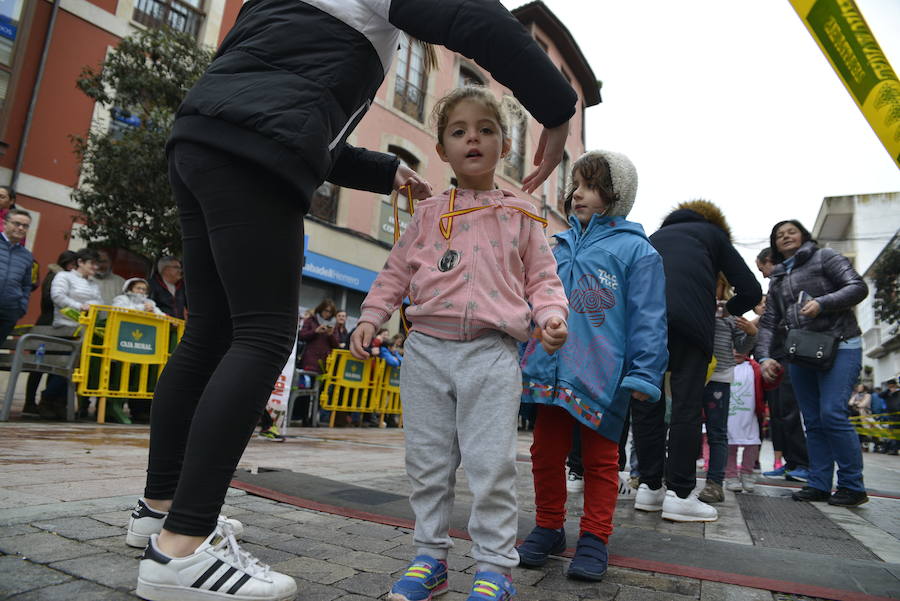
[148, 256, 186, 319]
[0, 209, 35, 343]
[632, 200, 761, 522]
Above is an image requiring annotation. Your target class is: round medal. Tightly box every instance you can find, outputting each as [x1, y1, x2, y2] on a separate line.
[438, 249, 460, 272]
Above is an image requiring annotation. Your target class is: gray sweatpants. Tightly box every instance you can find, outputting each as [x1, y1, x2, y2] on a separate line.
[400, 331, 521, 572]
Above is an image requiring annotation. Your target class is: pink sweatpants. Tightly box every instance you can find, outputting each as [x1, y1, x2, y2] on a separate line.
[725, 444, 760, 478]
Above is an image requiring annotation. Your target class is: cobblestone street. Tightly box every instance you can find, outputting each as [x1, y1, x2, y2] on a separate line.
[1, 421, 899, 600]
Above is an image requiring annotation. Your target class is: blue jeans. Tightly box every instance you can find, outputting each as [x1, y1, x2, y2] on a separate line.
[789, 348, 864, 492]
[703, 381, 730, 485]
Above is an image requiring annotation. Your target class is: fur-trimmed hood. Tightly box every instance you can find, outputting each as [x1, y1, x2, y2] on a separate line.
[661, 200, 731, 240]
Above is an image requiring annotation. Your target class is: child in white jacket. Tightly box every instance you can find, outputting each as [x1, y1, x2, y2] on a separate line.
[112, 278, 165, 315]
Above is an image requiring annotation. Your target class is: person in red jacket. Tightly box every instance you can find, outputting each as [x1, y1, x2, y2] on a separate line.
[298, 298, 341, 373]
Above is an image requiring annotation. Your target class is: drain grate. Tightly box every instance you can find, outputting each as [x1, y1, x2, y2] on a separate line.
[737, 494, 879, 561]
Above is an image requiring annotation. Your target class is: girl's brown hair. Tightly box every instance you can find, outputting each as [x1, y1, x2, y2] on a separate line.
[432, 85, 514, 145]
[313, 298, 337, 317]
[563, 153, 618, 215]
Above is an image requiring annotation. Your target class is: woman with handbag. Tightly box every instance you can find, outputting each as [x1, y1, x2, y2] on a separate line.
[756, 220, 869, 506]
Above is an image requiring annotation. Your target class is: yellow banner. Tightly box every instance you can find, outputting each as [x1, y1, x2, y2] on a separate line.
[789, 0, 900, 169]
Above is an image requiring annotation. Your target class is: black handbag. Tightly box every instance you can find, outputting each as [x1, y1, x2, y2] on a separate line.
[784, 328, 838, 371]
[774, 287, 838, 371]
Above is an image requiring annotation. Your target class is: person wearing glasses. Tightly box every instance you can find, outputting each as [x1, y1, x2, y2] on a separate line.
[148, 256, 186, 319]
[0, 208, 34, 344]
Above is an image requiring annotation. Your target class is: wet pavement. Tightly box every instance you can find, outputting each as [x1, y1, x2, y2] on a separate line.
[1, 399, 899, 600]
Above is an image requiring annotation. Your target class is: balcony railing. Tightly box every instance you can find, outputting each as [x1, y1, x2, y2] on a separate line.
[133, 0, 204, 38]
[394, 77, 425, 122]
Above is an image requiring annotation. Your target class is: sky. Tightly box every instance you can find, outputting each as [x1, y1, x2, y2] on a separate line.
[501, 0, 900, 276]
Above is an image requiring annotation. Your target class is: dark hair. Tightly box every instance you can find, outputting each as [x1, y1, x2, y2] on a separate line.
[313, 298, 337, 316]
[769, 220, 814, 264]
[75, 248, 101, 264]
[56, 250, 78, 270]
[756, 247, 772, 263]
[563, 153, 617, 215]
[4, 208, 30, 221]
[0, 185, 16, 202]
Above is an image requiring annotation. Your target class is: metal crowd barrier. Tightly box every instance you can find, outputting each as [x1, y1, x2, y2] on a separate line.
[72, 305, 185, 423]
[317, 349, 403, 427]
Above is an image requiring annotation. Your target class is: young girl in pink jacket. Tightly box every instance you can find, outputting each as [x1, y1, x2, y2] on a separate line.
[351, 86, 569, 601]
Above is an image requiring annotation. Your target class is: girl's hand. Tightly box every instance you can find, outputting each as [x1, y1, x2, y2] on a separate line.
[734, 317, 758, 336]
[315, 325, 327, 334]
[350, 322, 376, 359]
[799, 299, 821, 318]
[631, 390, 650, 401]
[143, 301, 154, 312]
[541, 317, 568, 355]
[394, 165, 433, 200]
[761, 359, 782, 383]
[522, 121, 569, 194]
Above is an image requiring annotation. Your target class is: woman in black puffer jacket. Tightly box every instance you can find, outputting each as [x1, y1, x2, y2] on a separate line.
[756, 220, 868, 507]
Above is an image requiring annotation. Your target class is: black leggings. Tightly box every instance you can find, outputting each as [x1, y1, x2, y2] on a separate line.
[144, 142, 305, 536]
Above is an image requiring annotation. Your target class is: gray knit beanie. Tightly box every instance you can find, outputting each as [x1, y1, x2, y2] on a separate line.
[576, 150, 638, 217]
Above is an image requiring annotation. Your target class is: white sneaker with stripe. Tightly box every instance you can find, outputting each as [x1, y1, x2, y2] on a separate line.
[136, 522, 296, 601]
[126, 498, 244, 548]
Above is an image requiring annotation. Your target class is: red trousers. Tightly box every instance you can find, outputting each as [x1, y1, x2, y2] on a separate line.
[531, 405, 620, 543]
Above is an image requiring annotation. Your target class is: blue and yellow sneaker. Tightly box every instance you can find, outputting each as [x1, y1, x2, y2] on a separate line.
[388, 555, 448, 601]
[467, 571, 515, 600]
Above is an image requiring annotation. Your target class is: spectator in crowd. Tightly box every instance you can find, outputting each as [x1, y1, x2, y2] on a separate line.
[724, 352, 765, 493]
[881, 379, 899, 455]
[93, 249, 126, 305]
[756, 247, 774, 278]
[849, 384, 871, 418]
[697, 275, 757, 504]
[0, 185, 18, 226]
[0, 209, 34, 346]
[757, 219, 869, 506]
[51, 248, 103, 327]
[755, 246, 810, 481]
[149, 256, 186, 319]
[22, 250, 78, 418]
[334, 310, 351, 349]
[113, 278, 165, 315]
[43, 248, 103, 419]
[633, 200, 761, 522]
[298, 298, 340, 372]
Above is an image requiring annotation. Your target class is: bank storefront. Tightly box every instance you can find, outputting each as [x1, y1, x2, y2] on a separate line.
[299, 223, 390, 329]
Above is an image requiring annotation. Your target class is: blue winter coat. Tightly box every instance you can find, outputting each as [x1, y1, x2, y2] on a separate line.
[0, 235, 34, 316]
[521, 214, 669, 442]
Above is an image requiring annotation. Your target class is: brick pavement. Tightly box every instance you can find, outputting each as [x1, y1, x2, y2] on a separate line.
[1, 421, 896, 600]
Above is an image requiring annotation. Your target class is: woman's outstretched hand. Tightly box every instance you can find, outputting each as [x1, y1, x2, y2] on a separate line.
[394, 164, 433, 200]
[522, 120, 570, 194]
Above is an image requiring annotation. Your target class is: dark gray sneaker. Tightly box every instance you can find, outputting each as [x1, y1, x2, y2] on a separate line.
[791, 486, 830, 502]
[828, 487, 869, 507]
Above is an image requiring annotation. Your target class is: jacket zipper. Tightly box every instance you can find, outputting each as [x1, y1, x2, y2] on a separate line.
[328, 99, 371, 151]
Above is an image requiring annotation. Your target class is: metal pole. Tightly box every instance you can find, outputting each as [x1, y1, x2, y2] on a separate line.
[10, 0, 62, 191]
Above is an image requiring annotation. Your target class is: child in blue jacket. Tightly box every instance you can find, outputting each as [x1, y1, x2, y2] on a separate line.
[517, 150, 668, 581]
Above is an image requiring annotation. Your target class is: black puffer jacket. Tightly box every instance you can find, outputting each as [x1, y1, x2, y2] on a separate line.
[756, 241, 867, 360]
[168, 0, 578, 209]
[649, 202, 762, 358]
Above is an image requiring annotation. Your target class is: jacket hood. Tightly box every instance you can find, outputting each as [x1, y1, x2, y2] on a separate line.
[574, 150, 638, 217]
[122, 277, 149, 293]
[558, 214, 648, 245]
[661, 200, 731, 239]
